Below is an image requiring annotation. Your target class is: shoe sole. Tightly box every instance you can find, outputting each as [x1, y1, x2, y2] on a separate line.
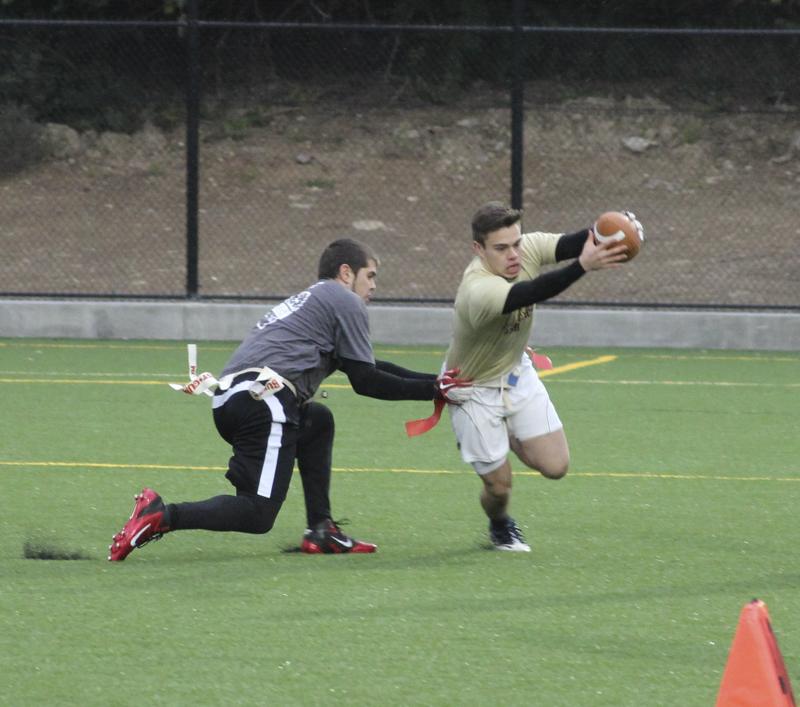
[492, 543, 531, 552]
[300, 541, 377, 554]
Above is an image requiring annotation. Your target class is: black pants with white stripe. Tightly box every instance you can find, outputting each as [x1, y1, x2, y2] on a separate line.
[167, 376, 335, 534]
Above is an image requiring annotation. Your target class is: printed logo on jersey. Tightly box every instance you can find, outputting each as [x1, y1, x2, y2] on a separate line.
[502, 305, 532, 335]
[257, 291, 311, 329]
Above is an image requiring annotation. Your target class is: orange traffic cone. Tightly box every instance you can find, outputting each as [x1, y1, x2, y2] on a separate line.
[716, 599, 796, 706]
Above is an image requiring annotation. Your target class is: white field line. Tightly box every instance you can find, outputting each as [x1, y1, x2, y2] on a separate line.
[3, 339, 798, 362]
[642, 353, 800, 363]
[548, 378, 800, 388]
[0, 341, 233, 351]
[1, 352, 795, 391]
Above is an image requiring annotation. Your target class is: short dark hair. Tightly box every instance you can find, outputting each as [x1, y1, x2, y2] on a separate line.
[318, 238, 379, 279]
[471, 201, 523, 245]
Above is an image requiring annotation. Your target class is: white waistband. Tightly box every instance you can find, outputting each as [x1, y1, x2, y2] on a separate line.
[218, 367, 297, 397]
[474, 366, 528, 389]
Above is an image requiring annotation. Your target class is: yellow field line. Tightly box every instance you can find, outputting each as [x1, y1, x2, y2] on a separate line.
[0, 378, 358, 389]
[538, 354, 616, 377]
[0, 370, 177, 378]
[0, 460, 224, 471]
[1, 460, 797, 482]
[2, 354, 794, 390]
[0, 354, 616, 387]
[0, 378, 167, 385]
[1, 377, 795, 390]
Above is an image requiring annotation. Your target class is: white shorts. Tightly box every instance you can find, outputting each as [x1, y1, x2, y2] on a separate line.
[448, 355, 563, 474]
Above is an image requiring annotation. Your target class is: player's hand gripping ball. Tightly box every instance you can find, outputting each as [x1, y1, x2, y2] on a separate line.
[593, 210, 644, 261]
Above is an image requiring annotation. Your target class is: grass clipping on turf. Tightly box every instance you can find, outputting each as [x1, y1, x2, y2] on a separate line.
[23, 541, 91, 561]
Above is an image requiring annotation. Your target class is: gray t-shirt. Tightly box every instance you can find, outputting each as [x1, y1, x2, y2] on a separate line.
[221, 279, 375, 404]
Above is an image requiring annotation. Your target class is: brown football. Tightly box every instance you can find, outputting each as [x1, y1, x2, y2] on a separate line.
[593, 211, 643, 261]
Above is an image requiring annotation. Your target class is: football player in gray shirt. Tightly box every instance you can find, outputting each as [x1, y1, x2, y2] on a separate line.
[109, 238, 467, 560]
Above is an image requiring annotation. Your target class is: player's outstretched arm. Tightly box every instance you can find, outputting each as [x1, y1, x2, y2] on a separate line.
[555, 228, 590, 261]
[502, 233, 627, 314]
[342, 359, 471, 402]
[375, 359, 436, 381]
[502, 260, 585, 313]
[341, 358, 436, 400]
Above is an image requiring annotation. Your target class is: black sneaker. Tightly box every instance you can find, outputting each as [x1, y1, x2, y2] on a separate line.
[489, 517, 531, 552]
[300, 518, 377, 554]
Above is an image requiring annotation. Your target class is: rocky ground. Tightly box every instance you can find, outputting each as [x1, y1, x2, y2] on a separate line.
[2, 89, 799, 308]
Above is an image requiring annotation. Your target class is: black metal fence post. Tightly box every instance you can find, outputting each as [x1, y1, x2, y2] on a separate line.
[510, 0, 524, 210]
[185, 0, 200, 298]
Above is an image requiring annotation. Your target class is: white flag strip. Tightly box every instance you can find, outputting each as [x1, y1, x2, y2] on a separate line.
[168, 344, 217, 396]
[167, 345, 290, 400]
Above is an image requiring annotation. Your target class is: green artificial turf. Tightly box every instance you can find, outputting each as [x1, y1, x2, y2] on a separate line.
[1, 339, 797, 705]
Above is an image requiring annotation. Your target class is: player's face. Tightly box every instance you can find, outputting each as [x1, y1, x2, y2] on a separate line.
[474, 224, 522, 280]
[351, 259, 378, 303]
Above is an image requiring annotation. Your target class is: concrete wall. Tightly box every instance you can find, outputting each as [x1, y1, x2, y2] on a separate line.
[1, 299, 798, 350]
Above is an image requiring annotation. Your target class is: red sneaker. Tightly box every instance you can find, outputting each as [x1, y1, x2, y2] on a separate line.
[108, 488, 170, 561]
[300, 519, 377, 554]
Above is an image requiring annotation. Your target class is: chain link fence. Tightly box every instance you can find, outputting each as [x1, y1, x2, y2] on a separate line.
[0, 21, 187, 297]
[1, 19, 798, 308]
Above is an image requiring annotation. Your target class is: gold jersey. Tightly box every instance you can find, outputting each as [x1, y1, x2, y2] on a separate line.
[445, 231, 561, 383]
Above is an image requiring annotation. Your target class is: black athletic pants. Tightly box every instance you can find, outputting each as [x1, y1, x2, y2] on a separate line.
[167, 376, 335, 534]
